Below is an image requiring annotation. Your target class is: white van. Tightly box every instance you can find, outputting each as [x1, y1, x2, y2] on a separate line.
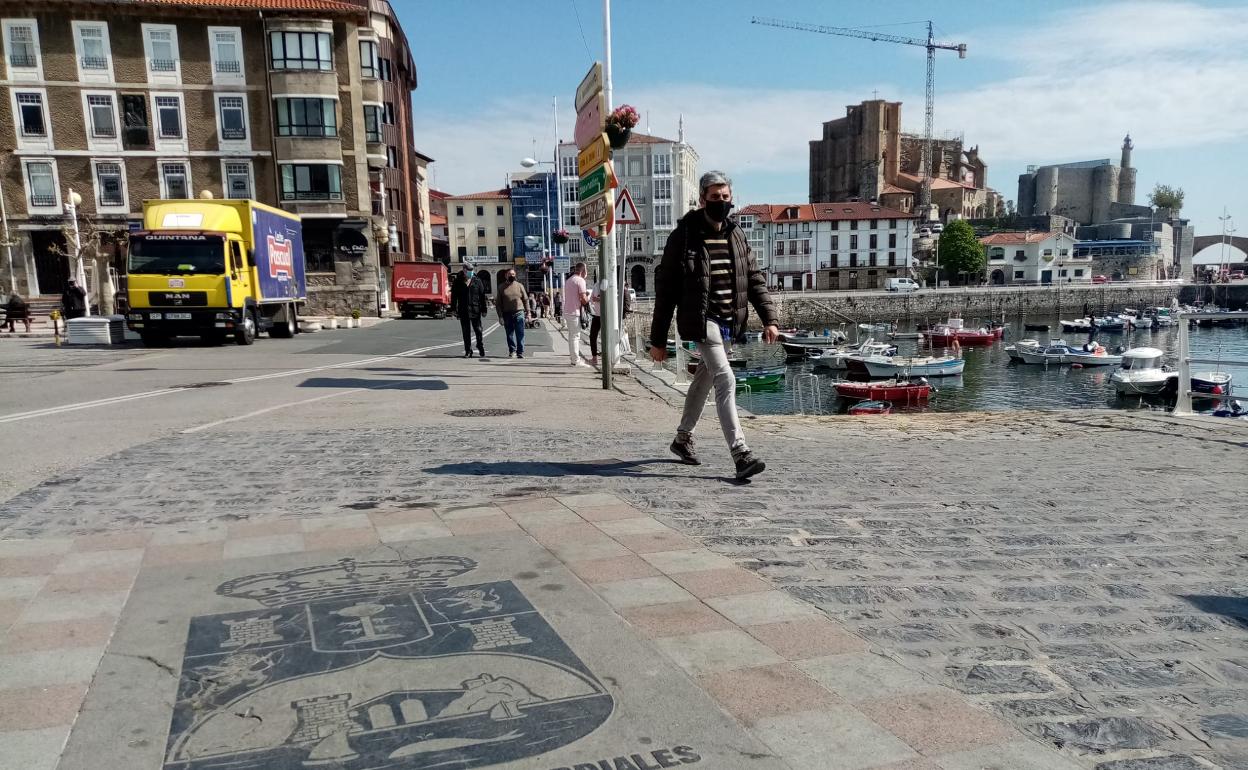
[886, 278, 920, 293]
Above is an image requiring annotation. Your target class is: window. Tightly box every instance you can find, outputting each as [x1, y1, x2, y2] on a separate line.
[455, 205, 463, 216]
[774, 242, 783, 256]
[363, 105, 382, 142]
[477, 246, 487, 257]
[143, 24, 179, 80]
[888, 252, 896, 266]
[568, 237, 581, 254]
[869, 252, 877, 267]
[653, 154, 671, 174]
[788, 241, 798, 256]
[386, 146, 397, 168]
[1059, 269, 1068, 277]
[850, 220, 858, 230]
[498, 245, 507, 260]
[159, 161, 189, 199]
[217, 95, 247, 141]
[849, 253, 858, 267]
[1074, 269, 1085, 277]
[849, 234, 858, 250]
[496, 205, 504, 216]
[383, 102, 395, 124]
[870, 219, 878, 229]
[274, 97, 336, 137]
[1014, 270, 1025, 280]
[561, 155, 577, 177]
[73, 22, 112, 81]
[269, 30, 332, 71]
[457, 246, 467, 258]
[633, 235, 642, 253]
[497, 227, 505, 238]
[562, 181, 577, 204]
[23, 160, 57, 210]
[359, 39, 378, 78]
[154, 95, 182, 139]
[869, 234, 877, 249]
[94, 161, 125, 209]
[16, 92, 45, 137]
[888, 233, 897, 248]
[889, 218, 897, 228]
[475, 206, 483, 216]
[224, 161, 252, 199]
[279, 163, 342, 201]
[801, 240, 811, 255]
[831, 235, 839, 250]
[378, 57, 391, 81]
[787, 223, 796, 238]
[831, 255, 839, 268]
[4, 20, 40, 76]
[83, 93, 120, 151]
[1014, 249, 1025, 259]
[654, 179, 671, 200]
[564, 207, 577, 226]
[121, 94, 150, 148]
[654, 203, 672, 228]
[476, 227, 485, 238]
[209, 27, 243, 83]
[802, 222, 812, 233]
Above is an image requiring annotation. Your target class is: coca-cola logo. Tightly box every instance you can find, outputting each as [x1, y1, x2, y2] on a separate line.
[267, 234, 292, 280]
[396, 277, 431, 290]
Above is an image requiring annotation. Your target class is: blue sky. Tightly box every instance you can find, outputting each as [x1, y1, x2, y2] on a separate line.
[396, 0, 1247, 237]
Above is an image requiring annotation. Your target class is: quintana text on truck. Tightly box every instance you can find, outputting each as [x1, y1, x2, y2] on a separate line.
[127, 199, 306, 346]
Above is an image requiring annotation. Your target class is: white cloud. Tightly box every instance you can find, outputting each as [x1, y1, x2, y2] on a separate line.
[417, 0, 1248, 208]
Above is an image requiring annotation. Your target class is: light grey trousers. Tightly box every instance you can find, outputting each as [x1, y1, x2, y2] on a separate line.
[678, 321, 747, 454]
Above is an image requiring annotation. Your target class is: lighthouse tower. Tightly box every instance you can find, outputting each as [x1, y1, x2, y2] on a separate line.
[1117, 134, 1136, 205]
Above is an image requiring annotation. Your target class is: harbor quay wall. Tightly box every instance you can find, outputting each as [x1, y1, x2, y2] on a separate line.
[631, 285, 1182, 337]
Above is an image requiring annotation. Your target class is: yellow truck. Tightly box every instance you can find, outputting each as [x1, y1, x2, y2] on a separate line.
[127, 199, 306, 346]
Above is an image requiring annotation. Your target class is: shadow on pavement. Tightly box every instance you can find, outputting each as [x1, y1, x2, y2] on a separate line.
[426, 457, 735, 483]
[298, 376, 449, 391]
[1180, 595, 1248, 629]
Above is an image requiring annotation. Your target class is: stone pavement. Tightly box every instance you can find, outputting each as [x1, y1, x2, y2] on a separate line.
[0, 493, 1077, 770]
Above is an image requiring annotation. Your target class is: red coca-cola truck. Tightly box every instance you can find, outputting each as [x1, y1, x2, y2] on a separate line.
[392, 262, 450, 319]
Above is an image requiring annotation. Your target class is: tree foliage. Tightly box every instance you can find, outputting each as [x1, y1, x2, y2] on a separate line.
[936, 219, 985, 283]
[1148, 184, 1184, 213]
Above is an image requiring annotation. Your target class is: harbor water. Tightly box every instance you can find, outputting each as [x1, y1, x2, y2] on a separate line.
[656, 317, 1248, 415]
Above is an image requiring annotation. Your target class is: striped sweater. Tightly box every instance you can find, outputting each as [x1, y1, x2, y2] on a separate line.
[705, 234, 735, 324]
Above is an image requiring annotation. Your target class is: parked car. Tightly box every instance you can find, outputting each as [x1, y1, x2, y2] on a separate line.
[1092, 275, 1110, 285]
[1231, 271, 1245, 280]
[929, 223, 944, 233]
[917, 227, 933, 238]
[886, 278, 920, 293]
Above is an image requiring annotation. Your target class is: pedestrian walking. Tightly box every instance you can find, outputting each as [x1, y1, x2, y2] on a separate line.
[588, 279, 604, 367]
[62, 279, 87, 320]
[4, 293, 31, 333]
[496, 268, 528, 358]
[450, 264, 487, 358]
[553, 290, 563, 326]
[649, 171, 779, 480]
[562, 263, 590, 366]
[540, 292, 551, 319]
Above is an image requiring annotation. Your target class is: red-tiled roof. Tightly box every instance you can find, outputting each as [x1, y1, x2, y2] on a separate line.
[446, 189, 510, 201]
[735, 204, 773, 221]
[125, 0, 363, 11]
[896, 173, 977, 191]
[979, 231, 1064, 245]
[750, 202, 915, 222]
[429, 189, 452, 200]
[430, 214, 447, 226]
[881, 184, 910, 195]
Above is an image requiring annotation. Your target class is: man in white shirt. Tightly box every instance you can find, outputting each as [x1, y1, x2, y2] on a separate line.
[561, 262, 590, 366]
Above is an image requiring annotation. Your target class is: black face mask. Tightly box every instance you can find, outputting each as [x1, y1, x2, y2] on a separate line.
[506, 276, 515, 283]
[705, 200, 733, 222]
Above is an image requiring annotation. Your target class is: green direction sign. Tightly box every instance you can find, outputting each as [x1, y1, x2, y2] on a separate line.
[579, 163, 610, 202]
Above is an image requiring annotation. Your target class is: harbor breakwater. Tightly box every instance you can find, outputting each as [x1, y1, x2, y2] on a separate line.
[631, 284, 1184, 334]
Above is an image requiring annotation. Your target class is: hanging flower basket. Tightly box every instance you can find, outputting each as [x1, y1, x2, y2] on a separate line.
[605, 104, 640, 149]
[552, 229, 570, 245]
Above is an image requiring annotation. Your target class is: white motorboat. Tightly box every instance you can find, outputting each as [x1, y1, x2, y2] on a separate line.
[810, 339, 895, 371]
[1005, 339, 1041, 362]
[1120, 313, 1153, 330]
[1016, 340, 1121, 367]
[1060, 318, 1092, 332]
[1110, 347, 1177, 395]
[861, 354, 965, 378]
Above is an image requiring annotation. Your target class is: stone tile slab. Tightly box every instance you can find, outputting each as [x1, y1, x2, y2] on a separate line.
[0, 725, 72, 770]
[58, 533, 786, 769]
[752, 707, 920, 769]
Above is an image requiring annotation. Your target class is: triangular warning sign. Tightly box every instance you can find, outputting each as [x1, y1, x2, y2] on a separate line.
[615, 186, 641, 225]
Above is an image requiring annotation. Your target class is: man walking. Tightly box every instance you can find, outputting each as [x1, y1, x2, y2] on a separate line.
[450, 264, 487, 358]
[649, 171, 779, 480]
[62, 279, 87, 320]
[562, 262, 590, 366]
[496, 268, 528, 358]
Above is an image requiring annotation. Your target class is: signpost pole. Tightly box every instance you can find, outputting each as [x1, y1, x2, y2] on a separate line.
[600, 0, 616, 389]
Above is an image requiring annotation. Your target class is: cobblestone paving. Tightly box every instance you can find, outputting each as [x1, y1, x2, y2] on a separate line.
[3, 412, 1246, 768]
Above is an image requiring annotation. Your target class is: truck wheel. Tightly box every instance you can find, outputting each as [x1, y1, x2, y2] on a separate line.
[271, 305, 296, 338]
[435, 308, 447, 319]
[235, 310, 256, 346]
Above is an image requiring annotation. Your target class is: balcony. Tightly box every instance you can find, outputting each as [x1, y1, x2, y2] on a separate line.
[149, 58, 177, 72]
[214, 59, 241, 74]
[9, 53, 36, 68]
[29, 194, 56, 207]
[80, 55, 108, 70]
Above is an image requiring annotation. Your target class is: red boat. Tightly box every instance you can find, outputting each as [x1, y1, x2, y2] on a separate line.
[835, 378, 932, 403]
[921, 319, 1004, 346]
[848, 400, 892, 415]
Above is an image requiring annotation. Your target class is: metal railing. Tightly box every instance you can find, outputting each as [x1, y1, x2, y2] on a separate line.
[214, 59, 240, 73]
[8, 53, 36, 67]
[149, 58, 177, 72]
[80, 55, 108, 70]
[1174, 310, 1248, 415]
[793, 373, 823, 414]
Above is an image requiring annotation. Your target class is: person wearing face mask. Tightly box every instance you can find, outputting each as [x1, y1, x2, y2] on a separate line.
[450, 263, 488, 358]
[495, 268, 529, 358]
[649, 171, 779, 481]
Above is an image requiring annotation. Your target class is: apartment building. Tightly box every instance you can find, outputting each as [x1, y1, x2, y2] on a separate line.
[445, 189, 510, 293]
[981, 231, 1083, 285]
[0, 0, 422, 317]
[556, 127, 699, 293]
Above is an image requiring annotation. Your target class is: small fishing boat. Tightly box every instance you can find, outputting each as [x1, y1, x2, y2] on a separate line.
[848, 400, 892, 415]
[1060, 318, 1092, 333]
[1015, 340, 1121, 366]
[810, 339, 896, 371]
[775, 329, 815, 341]
[887, 330, 923, 340]
[1110, 348, 1176, 395]
[921, 317, 1002, 346]
[736, 366, 786, 390]
[858, 322, 892, 333]
[1121, 312, 1154, 330]
[1005, 339, 1040, 362]
[835, 377, 932, 403]
[1191, 371, 1233, 396]
[861, 354, 965, 378]
[1024, 322, 1051, 332]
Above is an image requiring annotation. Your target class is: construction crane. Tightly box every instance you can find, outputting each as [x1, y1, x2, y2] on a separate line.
[751, 16, 966, 211]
